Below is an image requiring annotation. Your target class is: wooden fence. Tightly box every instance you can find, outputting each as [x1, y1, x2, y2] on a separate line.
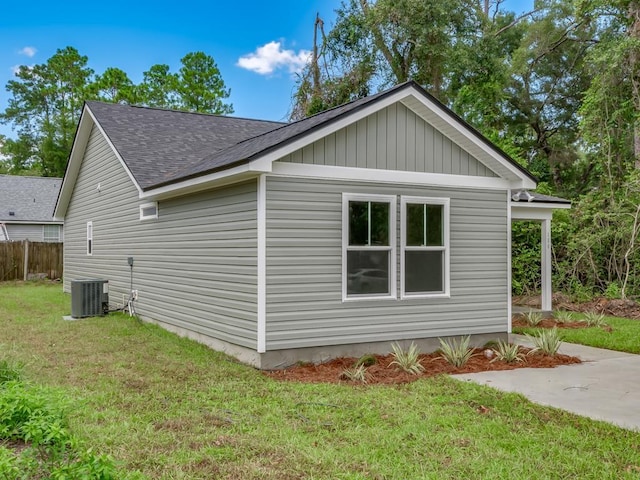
[0, 241, 63, 281]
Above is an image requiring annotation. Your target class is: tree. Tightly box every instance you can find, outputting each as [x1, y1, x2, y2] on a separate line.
[290, 0, 476, 120]
[137, 64, 179, 109]
[174, 52, 233, 114]
[0, 46, 94, 176]
[91, 67, 136, 104]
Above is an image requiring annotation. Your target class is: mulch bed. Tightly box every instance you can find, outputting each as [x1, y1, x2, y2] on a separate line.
[266, 294, 640, 386]
[265, 348, 581, 385]
[511, 316, 613, 331]
[513, 293, 640, 320]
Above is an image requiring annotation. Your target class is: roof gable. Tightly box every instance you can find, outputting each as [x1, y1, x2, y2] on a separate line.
[56, 81, 537, 215]
[0, 175, 62, 223]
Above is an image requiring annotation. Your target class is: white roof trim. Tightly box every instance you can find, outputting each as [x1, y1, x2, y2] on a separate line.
[271, 162, 513, 190]
[139, 163, 261, 201]
[54, 105, 143, 219]
[0, 220, 63, 225]
[511, 203, 570, 221]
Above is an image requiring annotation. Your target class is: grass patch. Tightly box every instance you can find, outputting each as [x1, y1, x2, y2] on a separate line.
[2, 282, 640, 479]
[514, 314, 640, 354]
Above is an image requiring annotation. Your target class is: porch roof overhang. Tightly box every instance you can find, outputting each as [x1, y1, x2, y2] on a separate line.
[510, 190, 571, 220]
[508, 190, 571, 315]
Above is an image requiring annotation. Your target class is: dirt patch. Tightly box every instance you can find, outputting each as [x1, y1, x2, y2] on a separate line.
[265, 348, 581, 385]
[513, 294, 640, 319]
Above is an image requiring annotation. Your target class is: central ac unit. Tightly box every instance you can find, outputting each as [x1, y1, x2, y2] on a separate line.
[71, 279, 109, 318]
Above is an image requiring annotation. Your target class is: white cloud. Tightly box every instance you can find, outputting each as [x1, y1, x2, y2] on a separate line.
[10, 64, 33, 76]
[237, 41, 311, 75]
[18, 46, 37, 57]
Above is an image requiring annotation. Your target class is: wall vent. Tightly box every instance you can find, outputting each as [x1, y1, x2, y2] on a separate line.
[71, 279, 109, 318]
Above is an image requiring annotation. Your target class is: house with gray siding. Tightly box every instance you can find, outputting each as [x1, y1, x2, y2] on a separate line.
[54, 81, 569, 368]
[0, 175, 63, 242]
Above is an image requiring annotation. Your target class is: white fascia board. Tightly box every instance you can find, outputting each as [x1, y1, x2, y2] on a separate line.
[511, 201, 571, 209]
[271, 162, 512, 190]
[139, 164, 262, 201]
[511, 202, 570, 221]
[2, 220, 63, 225]
[54, 108, 93, 219]
[511, 206, 553, 221]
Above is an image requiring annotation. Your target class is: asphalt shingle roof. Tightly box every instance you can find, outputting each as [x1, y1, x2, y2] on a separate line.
[0, 175, 62, 222]
[511, 190, 571, 205]
[85, 101, 285, 190]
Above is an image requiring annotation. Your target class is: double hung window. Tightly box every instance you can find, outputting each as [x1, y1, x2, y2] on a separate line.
[343, 194, 396, 299]
[401, 196, 449, 297]
[342, 193, 449, 301]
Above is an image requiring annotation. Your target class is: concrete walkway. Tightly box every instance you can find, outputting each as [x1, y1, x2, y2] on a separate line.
[453, 334, 640, 431]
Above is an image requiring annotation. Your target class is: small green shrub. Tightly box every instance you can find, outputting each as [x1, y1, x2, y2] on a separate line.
[340, 365, 369, 383]
[524, 310, 544, 326]
[584, 311, 607, 327]
[604, 282, 621, 300]
[0, 379, 118, 479]
[491, 340, 525, 363]
[553, 310, 574, 324]
[438, 336, 474, 368]
[355, 354, 377, 367]
[526, 328, 562, 356]
[0, 359, 21, 385]
[389, 342, 424, 374]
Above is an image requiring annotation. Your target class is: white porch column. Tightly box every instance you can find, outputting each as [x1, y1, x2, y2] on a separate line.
[541, 217, 552, 312]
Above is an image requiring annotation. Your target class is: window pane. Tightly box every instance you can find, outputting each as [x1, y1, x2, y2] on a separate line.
[426, 205, 443, 246]
[349, 201, 368, 246]
[370, 202, 389, 246]
[406, 203, 424, 246]
[347, 250, 389, 295]
[405, 250, 443, 293]
[43, 225, 59, 242]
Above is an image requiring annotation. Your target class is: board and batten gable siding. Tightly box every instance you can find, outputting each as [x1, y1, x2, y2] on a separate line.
[64, 124, 259, 349]
[279, 103, 497, 177]
[265, 175, 508, 350]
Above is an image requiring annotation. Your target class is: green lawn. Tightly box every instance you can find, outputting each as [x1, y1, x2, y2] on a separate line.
[514, 315, 640, 354]
[2, 282, 640, 479]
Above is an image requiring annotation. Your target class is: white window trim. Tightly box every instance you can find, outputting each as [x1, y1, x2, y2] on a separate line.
[342, 193, 397, 302]
[86, 221, 93, 256]
[139, 202, 158, 221]
[42, 224, 60, 242]
[400, 196, 450, 299]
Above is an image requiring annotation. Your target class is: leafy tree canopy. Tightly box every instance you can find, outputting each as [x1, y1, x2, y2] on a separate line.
[0, 48, 233, 177]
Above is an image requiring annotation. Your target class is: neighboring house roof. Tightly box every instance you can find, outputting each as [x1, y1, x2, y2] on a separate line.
[56, 81, 540, 218]
[0, 175, 63, 223]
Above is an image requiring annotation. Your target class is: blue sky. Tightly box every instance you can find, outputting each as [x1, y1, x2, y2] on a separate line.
[0, 0, 532, 139]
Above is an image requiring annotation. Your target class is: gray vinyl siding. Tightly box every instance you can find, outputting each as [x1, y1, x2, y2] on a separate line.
[265, 175, 508, 350]
[64, 125, 258, 349]
[5, 224, 44, 241]
[4, 224, 62, 242]
[279, 103, 497, 177]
